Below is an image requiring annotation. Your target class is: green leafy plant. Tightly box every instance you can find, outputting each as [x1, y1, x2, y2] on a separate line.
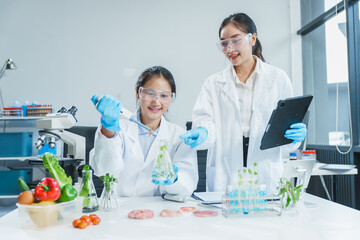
[100, 173, 118, 197]
[79, 165, 92, 207]
[153, 141, 174, 179]
[278, 178, 302, 209]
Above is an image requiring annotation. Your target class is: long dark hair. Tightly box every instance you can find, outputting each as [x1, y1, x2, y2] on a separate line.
[135, 66, 176, 94]
[219, 13, 265, 62]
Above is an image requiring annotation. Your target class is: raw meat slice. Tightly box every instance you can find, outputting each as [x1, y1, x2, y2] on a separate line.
[180, 206, 196, 212]
[159, 209, 182, 217]
[193, 210, 218, 217]
[128, 209, 154, 219]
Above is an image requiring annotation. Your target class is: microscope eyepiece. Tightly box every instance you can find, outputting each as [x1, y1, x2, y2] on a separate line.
[67, 106, 77, 116]
[57, 107, 68, 113]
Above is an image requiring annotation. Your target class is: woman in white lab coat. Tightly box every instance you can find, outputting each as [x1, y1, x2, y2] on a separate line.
[89, 66, 198, 197]
[180, 13, 307, 193]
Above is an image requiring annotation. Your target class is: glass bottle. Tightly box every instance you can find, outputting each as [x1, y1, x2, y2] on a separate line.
[152, 140, 175, 182]
[289, 152, 297, 161]
[79, 169, 99, 213]
[100, 181, 118, 211]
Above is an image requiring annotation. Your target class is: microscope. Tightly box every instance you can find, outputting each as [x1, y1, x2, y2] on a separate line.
[34, 106, 85, 182]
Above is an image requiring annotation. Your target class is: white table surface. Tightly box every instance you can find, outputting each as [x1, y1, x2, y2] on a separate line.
[0, 193, 359, 240]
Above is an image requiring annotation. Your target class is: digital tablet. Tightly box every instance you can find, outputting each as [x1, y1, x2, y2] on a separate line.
[260, 95, 313, 150]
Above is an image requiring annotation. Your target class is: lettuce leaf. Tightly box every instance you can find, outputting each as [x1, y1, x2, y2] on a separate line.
[41, 153, 72, 189]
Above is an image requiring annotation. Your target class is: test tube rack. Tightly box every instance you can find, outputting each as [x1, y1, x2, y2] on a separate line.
[26, 105, 53, 117]
[1, 107, 23, 116]
[222, 194, 282, 218]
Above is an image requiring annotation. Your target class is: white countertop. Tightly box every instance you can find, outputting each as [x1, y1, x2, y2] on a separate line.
[0, 193, 359, 240]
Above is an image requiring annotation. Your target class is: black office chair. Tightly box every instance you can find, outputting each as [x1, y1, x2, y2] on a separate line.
[186, 122, 207, 192]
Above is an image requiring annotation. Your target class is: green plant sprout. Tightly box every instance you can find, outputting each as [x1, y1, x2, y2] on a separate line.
[278, 178, 302, 209]
[100, 173, 118, 196]
[152, 141, 174, 180]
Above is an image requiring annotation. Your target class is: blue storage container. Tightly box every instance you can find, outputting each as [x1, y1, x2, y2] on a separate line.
[0, 132, 33, 157]
[0, 169, 32, 195]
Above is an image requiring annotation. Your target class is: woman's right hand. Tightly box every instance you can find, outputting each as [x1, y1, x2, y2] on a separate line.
[179, 127, 208, 148]
[91, 94, 122, 132]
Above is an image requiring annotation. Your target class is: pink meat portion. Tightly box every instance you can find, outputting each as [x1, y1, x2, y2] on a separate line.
[128, 209, 154, 219]
[193, 210, 218, 217]
[159, 209, 183, 217]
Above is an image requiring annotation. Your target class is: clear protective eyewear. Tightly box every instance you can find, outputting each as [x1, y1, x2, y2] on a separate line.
[138, 87, 175, 104]
[216, 33, 252, 52]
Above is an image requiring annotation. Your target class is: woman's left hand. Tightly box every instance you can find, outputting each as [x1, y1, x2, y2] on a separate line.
[284, 123, 307, 143]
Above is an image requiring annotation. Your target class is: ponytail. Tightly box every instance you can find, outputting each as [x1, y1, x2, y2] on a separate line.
[253, 38, 265, 62]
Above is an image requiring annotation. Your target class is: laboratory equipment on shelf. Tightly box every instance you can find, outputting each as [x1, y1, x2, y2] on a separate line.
[34, 106, 86, 183]
[35, 106, 85, 163]
[93, 96, 157, 136]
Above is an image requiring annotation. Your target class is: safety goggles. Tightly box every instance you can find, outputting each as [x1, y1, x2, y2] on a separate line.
[138, 87, 175, 104]
[216, 33, 252, 52]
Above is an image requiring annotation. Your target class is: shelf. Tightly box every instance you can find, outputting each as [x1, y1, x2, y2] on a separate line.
[0, 157, 33, 161]
[0, 116, 43, 121]
[0, 195, 18, 199]
[0, 156, 79, 162]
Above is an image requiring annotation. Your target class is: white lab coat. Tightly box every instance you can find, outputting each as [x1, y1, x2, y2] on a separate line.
[192, 58, 299, 193]
[89, 115, 198, 197]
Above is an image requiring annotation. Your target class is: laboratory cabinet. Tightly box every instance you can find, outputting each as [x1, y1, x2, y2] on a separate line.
[0, 117, 45, 199]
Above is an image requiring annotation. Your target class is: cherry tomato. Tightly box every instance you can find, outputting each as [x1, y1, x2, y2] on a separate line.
[80, 215, 91, 226]
[89, 214, 98, 221]
[72, 219, 82, 228]
[78, 221, 88, 229]
[92, 217, 101, 225]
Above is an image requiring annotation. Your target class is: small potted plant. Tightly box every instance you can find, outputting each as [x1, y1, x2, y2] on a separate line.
[99, 173, 118, 211]
[278, 178, 302, 215]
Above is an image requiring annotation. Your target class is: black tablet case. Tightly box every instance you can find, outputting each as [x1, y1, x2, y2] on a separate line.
[260, 95, 313, 150]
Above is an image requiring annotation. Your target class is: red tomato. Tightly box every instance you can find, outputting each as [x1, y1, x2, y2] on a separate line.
[80, 215, 91, 226]
[72, 219, 82, 228]
[89, 214, 98, 221]
[78, 221, 88, 229]
[92, 217, 101, 225]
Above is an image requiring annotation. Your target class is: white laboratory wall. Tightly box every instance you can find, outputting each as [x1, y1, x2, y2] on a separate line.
[0, 0, 295, 128]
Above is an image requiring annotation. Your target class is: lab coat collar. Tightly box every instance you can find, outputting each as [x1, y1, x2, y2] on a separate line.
[217, 65, 239, 111]
[251, 57, 273, 112]
[123, 109, 169, 167]
[217, 57, 272, 112]
[123, 109, 140, 143]
[124, 108, 163, 141]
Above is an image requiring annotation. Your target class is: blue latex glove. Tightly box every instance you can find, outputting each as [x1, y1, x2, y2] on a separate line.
[91, 94, 122, 132]
[152, 164, 179, 185]
[284, 123, 307, 144]
[179, 127, 208, 148]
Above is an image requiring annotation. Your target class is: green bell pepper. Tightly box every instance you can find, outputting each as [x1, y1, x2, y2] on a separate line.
[57, 184, 78, 202]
